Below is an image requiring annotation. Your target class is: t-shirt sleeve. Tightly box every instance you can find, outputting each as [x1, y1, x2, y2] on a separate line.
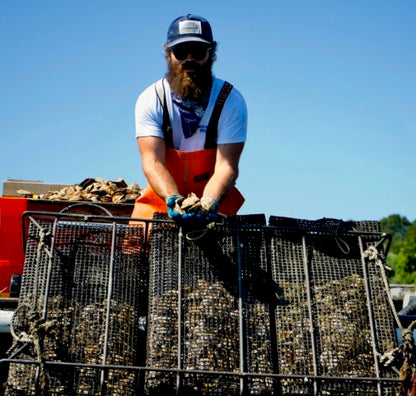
[216, 87, 247, 145]
[135, 83, 164, 139]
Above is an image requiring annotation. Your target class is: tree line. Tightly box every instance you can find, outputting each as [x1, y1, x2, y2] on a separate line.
[380, 214, 416, 285]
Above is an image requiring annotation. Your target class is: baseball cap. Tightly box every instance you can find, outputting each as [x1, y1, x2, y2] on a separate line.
[166, 14, 214, 48]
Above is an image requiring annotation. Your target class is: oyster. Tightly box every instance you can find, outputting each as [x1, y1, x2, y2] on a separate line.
[180, 192, 201, 212]
[33, 178, 142, 203]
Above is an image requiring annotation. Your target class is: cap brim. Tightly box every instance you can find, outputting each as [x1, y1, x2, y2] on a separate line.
[167, 37, 211, 48]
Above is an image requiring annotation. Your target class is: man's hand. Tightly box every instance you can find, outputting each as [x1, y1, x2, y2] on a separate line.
[166, 195, 184, 220]
[199, 197, 219, 222]
[166, 194, 199, 224]
[166, 193, 219, 227]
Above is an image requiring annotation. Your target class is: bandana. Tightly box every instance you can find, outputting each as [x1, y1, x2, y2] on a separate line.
[171, 90, 211, 138]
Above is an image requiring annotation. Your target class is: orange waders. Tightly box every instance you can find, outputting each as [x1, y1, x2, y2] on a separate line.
[130, 147, 244, 220]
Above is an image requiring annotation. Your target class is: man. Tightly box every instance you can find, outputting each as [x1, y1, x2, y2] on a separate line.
[131, 14, 247, 224]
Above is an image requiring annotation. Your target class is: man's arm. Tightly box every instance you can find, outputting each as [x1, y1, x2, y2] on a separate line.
[202, 142, 244, 203]
[137, 136, 180, 201]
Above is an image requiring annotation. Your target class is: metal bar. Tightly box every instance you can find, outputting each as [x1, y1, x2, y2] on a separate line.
[23, 210, 171, 225]
[176, 226, 184, 395]
[144, 220, 150, 252]
[302, 234, 319, 396]
[359, 235, 383, 396]
[2, 342, 31, 360]
[374, 233, 393, 258]
[35, 216, 58, 395]
[265, 229, 280, 395]
[41, 217, 59, 320]
[100, 220, 118, 395]
[22, 214, 53, 254]
[1, 357, 403, 385]
[59, 202, 113, 217]
[236, 230, 246, 396]
[22, 211, 390, 236]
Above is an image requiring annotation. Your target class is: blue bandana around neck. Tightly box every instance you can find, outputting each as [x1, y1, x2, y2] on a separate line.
[171, 90, 211, 138]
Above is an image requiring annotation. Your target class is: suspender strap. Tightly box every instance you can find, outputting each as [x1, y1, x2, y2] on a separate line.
[204, 81, 233, 149]
[155, 80, 234, 149]
[155, 79, 174, 148]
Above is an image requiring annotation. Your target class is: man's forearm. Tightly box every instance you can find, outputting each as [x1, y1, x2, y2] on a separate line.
[202, 143, 243, 203]
[138, 137, 180, 202]
[202, 166, 238, 203]
[143, 162, 180, 201]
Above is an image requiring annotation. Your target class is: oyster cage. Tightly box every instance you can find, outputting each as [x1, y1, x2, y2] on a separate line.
[145, 214, 274, 395]
[145, 215, 402, 396]
[1, 211, 405, 395]
[267, 216, 400, 395]
[4, 209, 148, 396]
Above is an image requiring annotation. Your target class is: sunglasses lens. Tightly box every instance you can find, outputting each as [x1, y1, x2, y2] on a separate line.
[191, 47, 208, 60]
[172, 47, 187, 60]
[172, 45, 209, 61]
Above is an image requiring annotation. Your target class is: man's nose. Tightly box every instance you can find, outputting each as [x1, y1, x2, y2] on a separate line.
[183, 52, 195, 61]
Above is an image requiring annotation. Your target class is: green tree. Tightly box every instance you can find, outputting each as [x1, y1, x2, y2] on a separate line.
[382, 218, 416, 285]
[380, 214, 411, 254]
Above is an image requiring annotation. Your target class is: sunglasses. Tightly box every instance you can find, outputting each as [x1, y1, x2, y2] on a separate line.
[170, 44, 211, 61]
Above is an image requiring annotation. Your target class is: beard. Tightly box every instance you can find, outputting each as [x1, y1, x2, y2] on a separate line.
[166, 58, 213, 100]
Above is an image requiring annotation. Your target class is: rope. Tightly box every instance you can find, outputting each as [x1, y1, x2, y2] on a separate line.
[37, 228, 53, 255]
[364, 245, 403, 331]
[8, 226, 55, 392]
[9, 303, 57, 393]
[9, 303, 33, 344]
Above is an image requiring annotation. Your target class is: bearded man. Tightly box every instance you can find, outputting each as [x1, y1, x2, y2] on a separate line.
[131, 14, 247, 224]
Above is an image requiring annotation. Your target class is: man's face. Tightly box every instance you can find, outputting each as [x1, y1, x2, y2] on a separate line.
[169, 43, 211, 72]
[165, 42, 213, 99]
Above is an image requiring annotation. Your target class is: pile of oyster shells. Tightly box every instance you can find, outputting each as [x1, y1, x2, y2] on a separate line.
[19, 177, 142, 203]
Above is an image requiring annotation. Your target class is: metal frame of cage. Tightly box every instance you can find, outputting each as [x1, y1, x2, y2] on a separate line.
[266, 216, 401, 396]
[143, 215, 402, 396]
[0, 208, 404, 396]
[2, 205, 150, 396]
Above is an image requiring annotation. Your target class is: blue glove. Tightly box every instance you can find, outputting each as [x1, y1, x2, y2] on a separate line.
[167, 195, 198, 224]
[166, 195, 184, 220]
[180, 211, 198, 224]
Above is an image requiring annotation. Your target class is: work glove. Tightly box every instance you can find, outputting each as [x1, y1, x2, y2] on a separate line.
[199, 197, 219, 223]
[166, 194, 198, 224]
[167, 193, 219, 227]
[166, 195, 184, 221]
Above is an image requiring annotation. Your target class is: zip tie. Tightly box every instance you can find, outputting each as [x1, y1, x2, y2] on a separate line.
[335, 236, 350, 255]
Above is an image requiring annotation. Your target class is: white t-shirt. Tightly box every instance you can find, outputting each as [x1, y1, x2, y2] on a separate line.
[135, 77, 247, 152]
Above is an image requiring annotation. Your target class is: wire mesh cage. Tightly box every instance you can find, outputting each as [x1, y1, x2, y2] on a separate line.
[267, 216, 400, 395]
[145, 214, 275, 395]
[2, 211, 404, 396]
[144, 215, 401, 395]
[5, 210, 148, 396]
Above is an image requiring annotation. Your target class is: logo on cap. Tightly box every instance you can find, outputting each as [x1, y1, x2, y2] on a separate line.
[178, 20, 202, 35]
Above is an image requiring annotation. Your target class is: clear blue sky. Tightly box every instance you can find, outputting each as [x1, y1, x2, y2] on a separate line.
[1, 1, 415, 222]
